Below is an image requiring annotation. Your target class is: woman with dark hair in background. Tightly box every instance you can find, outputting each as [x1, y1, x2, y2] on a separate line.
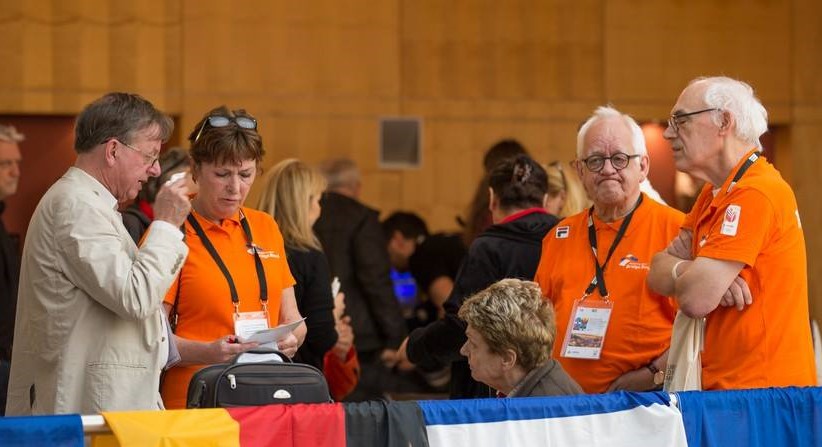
[460, 139, 529, 246]
[397, 154, 559, 399]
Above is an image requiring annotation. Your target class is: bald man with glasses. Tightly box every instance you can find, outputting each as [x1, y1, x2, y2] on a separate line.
[648, 76, 816, 390]
[533, 106, 684, 394]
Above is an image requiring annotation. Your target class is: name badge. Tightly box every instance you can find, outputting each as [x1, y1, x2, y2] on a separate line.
[560, 296, 613, 360]
[234, 311, 269, 339]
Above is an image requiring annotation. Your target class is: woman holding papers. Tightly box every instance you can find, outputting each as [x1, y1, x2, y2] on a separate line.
[159, 107, 306, 409]
[257, 159, 360, 399]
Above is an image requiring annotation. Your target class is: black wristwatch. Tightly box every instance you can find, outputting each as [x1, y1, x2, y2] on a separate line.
[646, 363, 665, 386]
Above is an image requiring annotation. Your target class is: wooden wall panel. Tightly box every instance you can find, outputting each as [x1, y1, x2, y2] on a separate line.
[792, 0, 822, 324]
[0, 0, 181, 113]
[604, 0, 792, 122]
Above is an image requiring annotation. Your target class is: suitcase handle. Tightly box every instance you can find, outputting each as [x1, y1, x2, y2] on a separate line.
[231, 347, 293, 364]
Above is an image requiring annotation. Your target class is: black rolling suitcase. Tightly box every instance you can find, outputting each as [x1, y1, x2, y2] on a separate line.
[186, 349, 332, 408]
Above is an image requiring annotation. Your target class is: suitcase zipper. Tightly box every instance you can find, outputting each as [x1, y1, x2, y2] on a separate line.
[228, 374, 237, 390]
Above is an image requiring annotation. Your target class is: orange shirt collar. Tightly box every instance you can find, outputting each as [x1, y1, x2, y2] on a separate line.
[189, 207, 243, 231]
[707, 148, 760, 209]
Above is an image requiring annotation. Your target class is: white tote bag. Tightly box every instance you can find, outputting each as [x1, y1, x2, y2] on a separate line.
[664, 311, 704, 392]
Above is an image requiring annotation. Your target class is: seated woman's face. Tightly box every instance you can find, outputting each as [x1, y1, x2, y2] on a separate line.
[460, 324, 507, 391]
[194, 159, 256, 220]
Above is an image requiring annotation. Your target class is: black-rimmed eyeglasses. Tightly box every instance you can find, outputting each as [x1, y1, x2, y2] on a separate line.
[193, 115, 258, 143]
[667, 108, 719, 134]
[578, 152, 640, 173]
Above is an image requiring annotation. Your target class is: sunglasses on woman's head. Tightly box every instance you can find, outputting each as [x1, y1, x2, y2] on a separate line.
[193, 115, 258, 143]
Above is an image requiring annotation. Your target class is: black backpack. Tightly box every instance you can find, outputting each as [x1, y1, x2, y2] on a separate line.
[186, 349, 332, 408]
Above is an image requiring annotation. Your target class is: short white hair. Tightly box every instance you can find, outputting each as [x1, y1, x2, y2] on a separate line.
[690, 76, 768, 149]
[576, 106, 647, 158]
[0, 124, 24, 144]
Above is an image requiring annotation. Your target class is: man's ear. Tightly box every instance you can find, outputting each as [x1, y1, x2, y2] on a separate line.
[718, 110, 734, 135]
[572, 159, 585, 179]
[639, 154, 650, 180]
[104, 140, 118, 166]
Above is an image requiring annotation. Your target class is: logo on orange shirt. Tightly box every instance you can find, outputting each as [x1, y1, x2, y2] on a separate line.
[555, 226, 570, 239]
[618, 253, 649, 270]
[247, 243, 281, 259]
[720, 204, 741, 236]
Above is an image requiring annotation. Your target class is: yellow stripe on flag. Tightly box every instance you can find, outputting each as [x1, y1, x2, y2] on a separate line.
[101, 408, 240, 447]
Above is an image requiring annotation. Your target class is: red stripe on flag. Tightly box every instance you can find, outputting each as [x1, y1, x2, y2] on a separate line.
[227, 403, 345, 447]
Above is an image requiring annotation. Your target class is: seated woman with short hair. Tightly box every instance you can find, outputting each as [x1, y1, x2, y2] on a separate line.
[458, 279, 583, 398]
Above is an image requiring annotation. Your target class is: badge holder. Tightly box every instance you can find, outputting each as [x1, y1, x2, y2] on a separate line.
[559, 293, 614, 360]
[233, 301, 270, 340]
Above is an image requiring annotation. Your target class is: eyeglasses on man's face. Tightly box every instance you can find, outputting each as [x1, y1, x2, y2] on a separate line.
[667, 108, 719, 134]
[578, 152, 640, 173]
[115, 139, 159, 167]
[193, 115, 258, 143]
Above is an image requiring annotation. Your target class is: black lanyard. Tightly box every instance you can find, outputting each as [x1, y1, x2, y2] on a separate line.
[726, 151, 759, 193]
[186, 211, 269, 309]
[585, 194, 644, 298]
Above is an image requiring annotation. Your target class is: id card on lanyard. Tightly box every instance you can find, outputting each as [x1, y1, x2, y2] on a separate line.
[560, 194, 642, 360]
[187, 211, 271, 339]
[234, 310, 269, 339]
[560, 292, 613, 359]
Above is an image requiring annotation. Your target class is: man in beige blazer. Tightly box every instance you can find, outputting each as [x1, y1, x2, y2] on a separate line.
[5, 93, 191, 415]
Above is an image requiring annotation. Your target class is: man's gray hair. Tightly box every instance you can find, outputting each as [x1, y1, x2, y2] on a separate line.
[576, 106, 647, 158]
[74, 92, 173, 153]
[0, 124, 25, 144]
[318, 158, 360, 191]
[690, 76, 768, 149]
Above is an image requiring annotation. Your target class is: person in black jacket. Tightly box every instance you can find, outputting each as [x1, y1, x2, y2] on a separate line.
[397, 154, 559, 399]
[313, 158, 408, 401]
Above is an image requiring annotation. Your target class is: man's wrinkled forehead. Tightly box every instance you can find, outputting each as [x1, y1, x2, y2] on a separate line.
[672, 81, 707, 115]
[583, 117, 634, 155]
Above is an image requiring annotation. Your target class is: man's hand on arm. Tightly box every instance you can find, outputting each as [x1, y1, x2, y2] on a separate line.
[675, 257, 747, 318]
[648, 229, 693, 297]
[718, 275, 753, 310]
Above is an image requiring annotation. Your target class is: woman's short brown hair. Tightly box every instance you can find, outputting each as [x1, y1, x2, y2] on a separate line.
[188, 106, 264, 166]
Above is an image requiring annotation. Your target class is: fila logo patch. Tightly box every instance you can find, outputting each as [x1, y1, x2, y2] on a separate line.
[720, 204, 741, 236]
[555, 226, 570, 239]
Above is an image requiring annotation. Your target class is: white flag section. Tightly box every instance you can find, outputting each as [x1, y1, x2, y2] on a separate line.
[419, 392, 688, 447]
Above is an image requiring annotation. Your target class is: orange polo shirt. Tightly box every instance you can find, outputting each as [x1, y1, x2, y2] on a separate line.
[160, 207, 296, 409]
[683, 150, 816, 390]
[534, 194, 683, 393]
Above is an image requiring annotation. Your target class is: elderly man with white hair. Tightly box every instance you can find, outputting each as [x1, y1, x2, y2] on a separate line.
[648, 76, 816, 389]
[534, 106, 684, 394]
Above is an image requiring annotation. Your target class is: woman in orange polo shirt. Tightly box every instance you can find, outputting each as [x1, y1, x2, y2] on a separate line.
[160, 107, 306, 409]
